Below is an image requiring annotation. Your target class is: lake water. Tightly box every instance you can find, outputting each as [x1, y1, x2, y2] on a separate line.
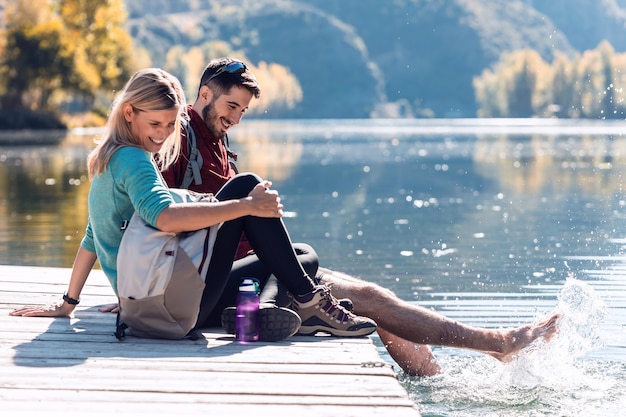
[1, 119, 626, 416]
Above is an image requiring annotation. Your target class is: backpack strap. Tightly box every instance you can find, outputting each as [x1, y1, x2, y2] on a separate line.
[114, 311, 128, 340]
[114, 223, 129, 341]
[225, 133, 239, 174]
[180, 120, 203, 189]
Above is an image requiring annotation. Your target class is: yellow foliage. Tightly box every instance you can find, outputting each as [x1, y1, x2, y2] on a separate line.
[0, 0, 136, 116]
[5, 0, 53, 29]
[248, 61, 303, 116]
[474, 41, 626, 118]
[58, 0, 134, 92]
[162, 44, 303, 115]
[181, 47, 206, 99]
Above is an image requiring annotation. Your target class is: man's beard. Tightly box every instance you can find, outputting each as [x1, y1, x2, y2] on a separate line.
[201, 101, 225, 140]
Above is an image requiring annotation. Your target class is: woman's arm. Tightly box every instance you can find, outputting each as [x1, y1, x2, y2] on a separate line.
[156, 181, 284, 233]
[9, 247, 97, 317]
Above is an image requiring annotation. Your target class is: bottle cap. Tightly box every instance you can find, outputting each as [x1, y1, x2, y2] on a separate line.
[239, 278, 260, 293]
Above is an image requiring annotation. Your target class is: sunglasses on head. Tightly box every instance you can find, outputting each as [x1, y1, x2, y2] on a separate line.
[204, 61, 248, 84]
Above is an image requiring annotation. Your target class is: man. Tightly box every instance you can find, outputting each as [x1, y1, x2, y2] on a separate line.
[162, 57, 559, 376]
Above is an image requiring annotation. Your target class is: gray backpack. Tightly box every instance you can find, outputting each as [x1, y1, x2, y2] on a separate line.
[114, 188, 219, 340]
[179, 120, 238, 189]
[180, 121, 202, 189]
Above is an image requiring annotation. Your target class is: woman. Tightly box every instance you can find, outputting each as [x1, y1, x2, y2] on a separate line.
[10, 68, 376, 340]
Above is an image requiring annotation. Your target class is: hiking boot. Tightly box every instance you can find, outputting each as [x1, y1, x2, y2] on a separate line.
[312, 276, 353, 311]
[338, 298, 354, 312]
[290, 285, 377, 337]
[221, 303, 301, 342]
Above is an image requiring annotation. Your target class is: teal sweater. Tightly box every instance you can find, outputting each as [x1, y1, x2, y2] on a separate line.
[81, 147, 173, 294]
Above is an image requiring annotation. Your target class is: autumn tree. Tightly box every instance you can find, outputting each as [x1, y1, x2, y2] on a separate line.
[0, 0, 74, 113]
[474, 41, 626, 119]
[595, 41, 624, 119]
[506, 50, 549, 117]
[551, 52, 579, 118]
[0, 0, 135, 128]
[55, 0, 134, 98]
[473, 67, 507, 118]
[163, 41, 302, 117]
[474, 50, 549, 117]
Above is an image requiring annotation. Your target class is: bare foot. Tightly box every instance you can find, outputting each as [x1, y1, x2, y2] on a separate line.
[488, 314, 560, 362]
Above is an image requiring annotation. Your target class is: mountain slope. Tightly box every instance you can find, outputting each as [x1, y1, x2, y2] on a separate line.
[4, 0, 621, 118]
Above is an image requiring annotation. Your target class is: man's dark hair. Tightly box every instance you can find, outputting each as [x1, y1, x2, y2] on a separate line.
[198, 57, 261, 99]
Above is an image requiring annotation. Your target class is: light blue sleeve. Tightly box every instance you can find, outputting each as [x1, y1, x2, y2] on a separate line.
[109, 147, 174, 227]
[80, 219, 96, 253]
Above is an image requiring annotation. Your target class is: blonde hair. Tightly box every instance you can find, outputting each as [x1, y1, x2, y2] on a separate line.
[87, 68, 187, 179]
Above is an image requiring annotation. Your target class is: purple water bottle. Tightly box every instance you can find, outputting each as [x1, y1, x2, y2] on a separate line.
[235, 278, 260, 343]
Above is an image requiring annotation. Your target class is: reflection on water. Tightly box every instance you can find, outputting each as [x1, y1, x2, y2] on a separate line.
[0, 133, 93, 267]
[1, 119, 625, 416]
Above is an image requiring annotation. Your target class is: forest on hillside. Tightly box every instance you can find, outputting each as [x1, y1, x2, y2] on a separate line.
[121, 0, 626, 119]
[1, 0, 626, 128]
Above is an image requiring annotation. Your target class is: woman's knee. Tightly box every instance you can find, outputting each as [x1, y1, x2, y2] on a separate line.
[234, 172, 262, 184]
[216, 172, 262, 200]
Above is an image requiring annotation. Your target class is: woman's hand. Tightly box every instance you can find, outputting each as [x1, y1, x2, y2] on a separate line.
[98, 303, 119, 313]
[158, 179, 285, 233]
[247, 181, 284, 218]
[9, 302, 75, 318]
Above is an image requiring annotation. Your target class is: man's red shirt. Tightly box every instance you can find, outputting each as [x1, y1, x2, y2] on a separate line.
[162, 105, 236, 192]
[162, 105, 252, 259]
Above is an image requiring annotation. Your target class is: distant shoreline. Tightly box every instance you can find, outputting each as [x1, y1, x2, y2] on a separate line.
[0, 129, 68, 145]
[235, 118, 626, 136]
[2, 118, 626, 146]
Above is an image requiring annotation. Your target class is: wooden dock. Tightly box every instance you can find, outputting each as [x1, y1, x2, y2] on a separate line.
[0, 265, 420, 416]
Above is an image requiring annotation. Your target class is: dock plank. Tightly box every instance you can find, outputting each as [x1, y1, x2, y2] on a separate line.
[0, 265, 420, 416]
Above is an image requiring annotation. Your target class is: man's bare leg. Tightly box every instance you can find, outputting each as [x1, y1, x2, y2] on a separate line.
[319, 268, 442, 376]
[319, 268, 559, 363]
[377, 327, 441, 376]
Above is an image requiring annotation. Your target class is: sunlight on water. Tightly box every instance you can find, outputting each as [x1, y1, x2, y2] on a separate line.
[402, 277, 626, 417]
[3, 125, 626, 414]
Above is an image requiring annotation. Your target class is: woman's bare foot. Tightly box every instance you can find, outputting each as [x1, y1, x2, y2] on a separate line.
[487, 314, 560, 362]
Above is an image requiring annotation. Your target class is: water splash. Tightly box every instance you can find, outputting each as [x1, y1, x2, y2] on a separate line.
[553, 276, 607, 357]
[403, 276, 624, 417]
[502, 276, 607, 390]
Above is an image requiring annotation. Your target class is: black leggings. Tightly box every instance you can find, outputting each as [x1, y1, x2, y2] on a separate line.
[196, 173, 317, 327]
[200, 243, 319, 327]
